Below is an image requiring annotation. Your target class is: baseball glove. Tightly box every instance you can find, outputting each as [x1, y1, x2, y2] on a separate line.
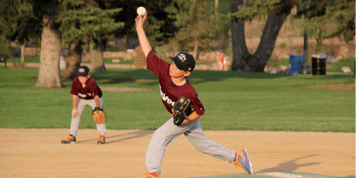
[93, 107, 106, 124]
[172, 96, 195, 126]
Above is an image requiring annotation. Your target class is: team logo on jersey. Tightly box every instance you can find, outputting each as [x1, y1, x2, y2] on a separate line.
[78, 93, 87, 98]
[178, 53, 186, 62]
[159, 85, 175, 106]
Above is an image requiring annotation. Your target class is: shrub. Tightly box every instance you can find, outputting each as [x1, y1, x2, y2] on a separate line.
[12, 62, 25, 69]
[266, 54, 281, 68]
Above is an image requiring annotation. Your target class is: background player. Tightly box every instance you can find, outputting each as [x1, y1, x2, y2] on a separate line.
[218, 52, 226, 71]
[135, 13, 253, 178]
[61, 65, 107, 144]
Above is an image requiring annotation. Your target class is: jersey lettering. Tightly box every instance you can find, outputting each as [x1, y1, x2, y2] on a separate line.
[160, 85, 175, 106]
[78, 93, 87, 98]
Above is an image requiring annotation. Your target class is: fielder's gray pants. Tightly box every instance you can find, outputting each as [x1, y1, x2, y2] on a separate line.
[69, 97, 107, 136]
[145, 118, 235, 174]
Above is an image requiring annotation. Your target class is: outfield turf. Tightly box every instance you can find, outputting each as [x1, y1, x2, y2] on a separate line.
[0, 67, 354, 132]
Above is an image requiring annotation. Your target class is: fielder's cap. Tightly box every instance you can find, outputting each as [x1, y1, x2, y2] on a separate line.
[77, 65, 90, 76]
[171, 52, 196, 72]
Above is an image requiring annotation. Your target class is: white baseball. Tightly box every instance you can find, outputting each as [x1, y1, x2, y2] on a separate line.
[137, 6, 146, 16]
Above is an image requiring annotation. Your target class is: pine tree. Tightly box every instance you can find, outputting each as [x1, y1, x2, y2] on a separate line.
[0, 36, 11, 56]
[57, 0, 124, 78]
[0, 0, 41, 57]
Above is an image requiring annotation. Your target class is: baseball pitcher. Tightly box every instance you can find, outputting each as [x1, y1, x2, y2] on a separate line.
[135, 13, 253, 178]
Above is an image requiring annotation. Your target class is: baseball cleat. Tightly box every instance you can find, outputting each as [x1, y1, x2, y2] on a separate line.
[233, 148, 253, 174]
[61, 134, 76, 144]
[97, 134, 106, 144]
[143, 171, 160, 178]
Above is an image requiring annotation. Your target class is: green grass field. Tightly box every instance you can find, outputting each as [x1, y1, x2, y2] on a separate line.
[0, 67, 354, 132]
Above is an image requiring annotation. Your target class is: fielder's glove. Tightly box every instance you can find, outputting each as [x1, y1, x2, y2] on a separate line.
[172, 96, 195, 125]
[93, 107, 106, 124]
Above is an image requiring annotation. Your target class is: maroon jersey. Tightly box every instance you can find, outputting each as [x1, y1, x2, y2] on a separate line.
[147, 50, 205, 115]
[70, 77, 102, 99]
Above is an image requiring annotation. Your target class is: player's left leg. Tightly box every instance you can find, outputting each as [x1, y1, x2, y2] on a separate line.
[88, 97, 106, 144]
[184, 121, 235, 162]
[185, 122, 253, 174]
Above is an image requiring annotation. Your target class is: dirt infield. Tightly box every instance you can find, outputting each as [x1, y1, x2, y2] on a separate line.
[0, 129, 354, 178]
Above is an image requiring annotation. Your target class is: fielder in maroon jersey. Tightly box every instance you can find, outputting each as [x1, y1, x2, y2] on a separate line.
[61, 65, 107, 144]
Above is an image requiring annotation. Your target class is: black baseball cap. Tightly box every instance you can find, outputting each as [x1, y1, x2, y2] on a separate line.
[77, 65, 90, 76]
[171, 52, 196, 72]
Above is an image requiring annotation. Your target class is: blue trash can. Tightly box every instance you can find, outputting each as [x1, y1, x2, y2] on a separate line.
[288, 54, 303, 75]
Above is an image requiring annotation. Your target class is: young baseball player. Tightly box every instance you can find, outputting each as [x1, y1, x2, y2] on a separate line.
[135, 14, 253, 178]
[61, 65, 107, 144]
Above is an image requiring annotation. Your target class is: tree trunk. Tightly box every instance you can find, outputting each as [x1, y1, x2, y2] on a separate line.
[90, 43, 106, 72]
[125, 35, 140, 50]
[230, 0, 250, 71]
[63, 41, 82, 80]
[35, 16, 62, 88]
[193, 37, 199, 60]
[21, 42, 26, 63]
[230, 0, 291, 72]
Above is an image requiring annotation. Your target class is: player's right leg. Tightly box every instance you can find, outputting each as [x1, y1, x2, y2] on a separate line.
[61, 99, 86, 144]
[61, 134, 76, 144]
[144, 117, 198, 176]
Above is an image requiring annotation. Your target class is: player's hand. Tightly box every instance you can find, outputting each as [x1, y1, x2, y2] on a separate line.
[135, 13, 147, 29]
[71, 108, 78, 118]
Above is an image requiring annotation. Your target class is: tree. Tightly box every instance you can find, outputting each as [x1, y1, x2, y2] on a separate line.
[35, 0, 62, 88]
[169, 0, 231, 59]
[230, 0, 295, 72]
[0, 36, 11, 56]
[230, 0, 355, 72]
[0, 0, 41, 59]
[108, 0, 178, 50]
[0, 0, 64, 87]
[57, 0, 124, 79]
[296, 0, 355, 48]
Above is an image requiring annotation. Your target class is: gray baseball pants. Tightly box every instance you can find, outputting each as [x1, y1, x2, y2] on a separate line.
[145, 118, 236, 174]
[69, 97, 107, 136]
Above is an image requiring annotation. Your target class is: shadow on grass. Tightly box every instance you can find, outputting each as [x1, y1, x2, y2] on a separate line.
[256, 154, 320, 174]
[1, 67, 353, 88]
[75, 130, 154, 144]
[92, 69, 355, 87]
